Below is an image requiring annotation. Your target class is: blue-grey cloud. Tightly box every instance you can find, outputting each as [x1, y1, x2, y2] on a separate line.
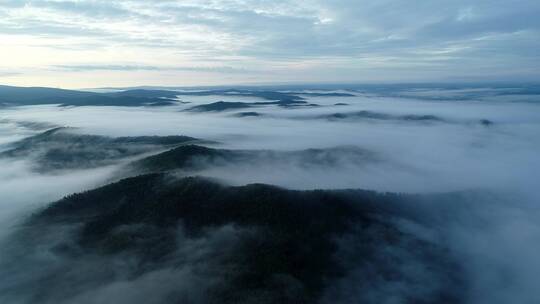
[0, 71, 20, 77]
[1, 0, 539, 84]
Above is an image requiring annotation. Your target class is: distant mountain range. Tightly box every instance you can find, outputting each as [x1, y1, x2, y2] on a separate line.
[0, 85, 180, 106]
[2, 83, 539, 107]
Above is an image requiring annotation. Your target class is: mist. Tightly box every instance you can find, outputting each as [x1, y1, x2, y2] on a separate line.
[3, 0, 539, 299]
[0, 87, 539, 303]
[2, 92, 538, 192]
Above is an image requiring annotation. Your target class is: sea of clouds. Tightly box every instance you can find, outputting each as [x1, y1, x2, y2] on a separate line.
[0, 89, 539, 303]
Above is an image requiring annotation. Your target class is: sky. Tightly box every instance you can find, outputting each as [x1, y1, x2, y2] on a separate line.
[0, 0, 539, 88]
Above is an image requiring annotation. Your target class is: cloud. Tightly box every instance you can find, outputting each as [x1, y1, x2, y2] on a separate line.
[54, 64, 256, 74]
[1, 0, 539, 86]
[0, 71, 20, 77]
[0, 88, 539, 302]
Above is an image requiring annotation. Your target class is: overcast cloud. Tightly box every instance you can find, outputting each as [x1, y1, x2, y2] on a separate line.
[0, 0, 539, 87]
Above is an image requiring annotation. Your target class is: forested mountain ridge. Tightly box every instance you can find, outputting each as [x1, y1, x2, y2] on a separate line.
[0, 85, 180, 106]
[4, 173, 464, 304]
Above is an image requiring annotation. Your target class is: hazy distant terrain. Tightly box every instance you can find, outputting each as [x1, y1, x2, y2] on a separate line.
[0, 84, 539, 304]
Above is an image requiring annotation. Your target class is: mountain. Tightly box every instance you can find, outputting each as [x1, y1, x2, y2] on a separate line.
[0, 85, 180, 107]
[1, 174, 464, 304]
[107, 89, 180, 99]
[310, 110, 494, 125]
[1, 128, 198, 171]
[322, 111, 446, 123]
[130, 144, 378, 174]
[234, 111, 263, 117]
[175, 89, 307, 104]
[0, 85, 358, 108]
[186, 101, 253, 112]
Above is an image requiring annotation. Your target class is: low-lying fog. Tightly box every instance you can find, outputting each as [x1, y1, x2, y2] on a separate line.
[1, 92, 538, 193]
[0, 88, 539, 303]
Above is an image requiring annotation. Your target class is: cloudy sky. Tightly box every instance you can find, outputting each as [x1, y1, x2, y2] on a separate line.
[0, 0, 539, 88]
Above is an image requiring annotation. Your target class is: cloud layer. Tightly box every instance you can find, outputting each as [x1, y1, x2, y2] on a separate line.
[0, 87, 539, 302]
[1, 0, 539, 87]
